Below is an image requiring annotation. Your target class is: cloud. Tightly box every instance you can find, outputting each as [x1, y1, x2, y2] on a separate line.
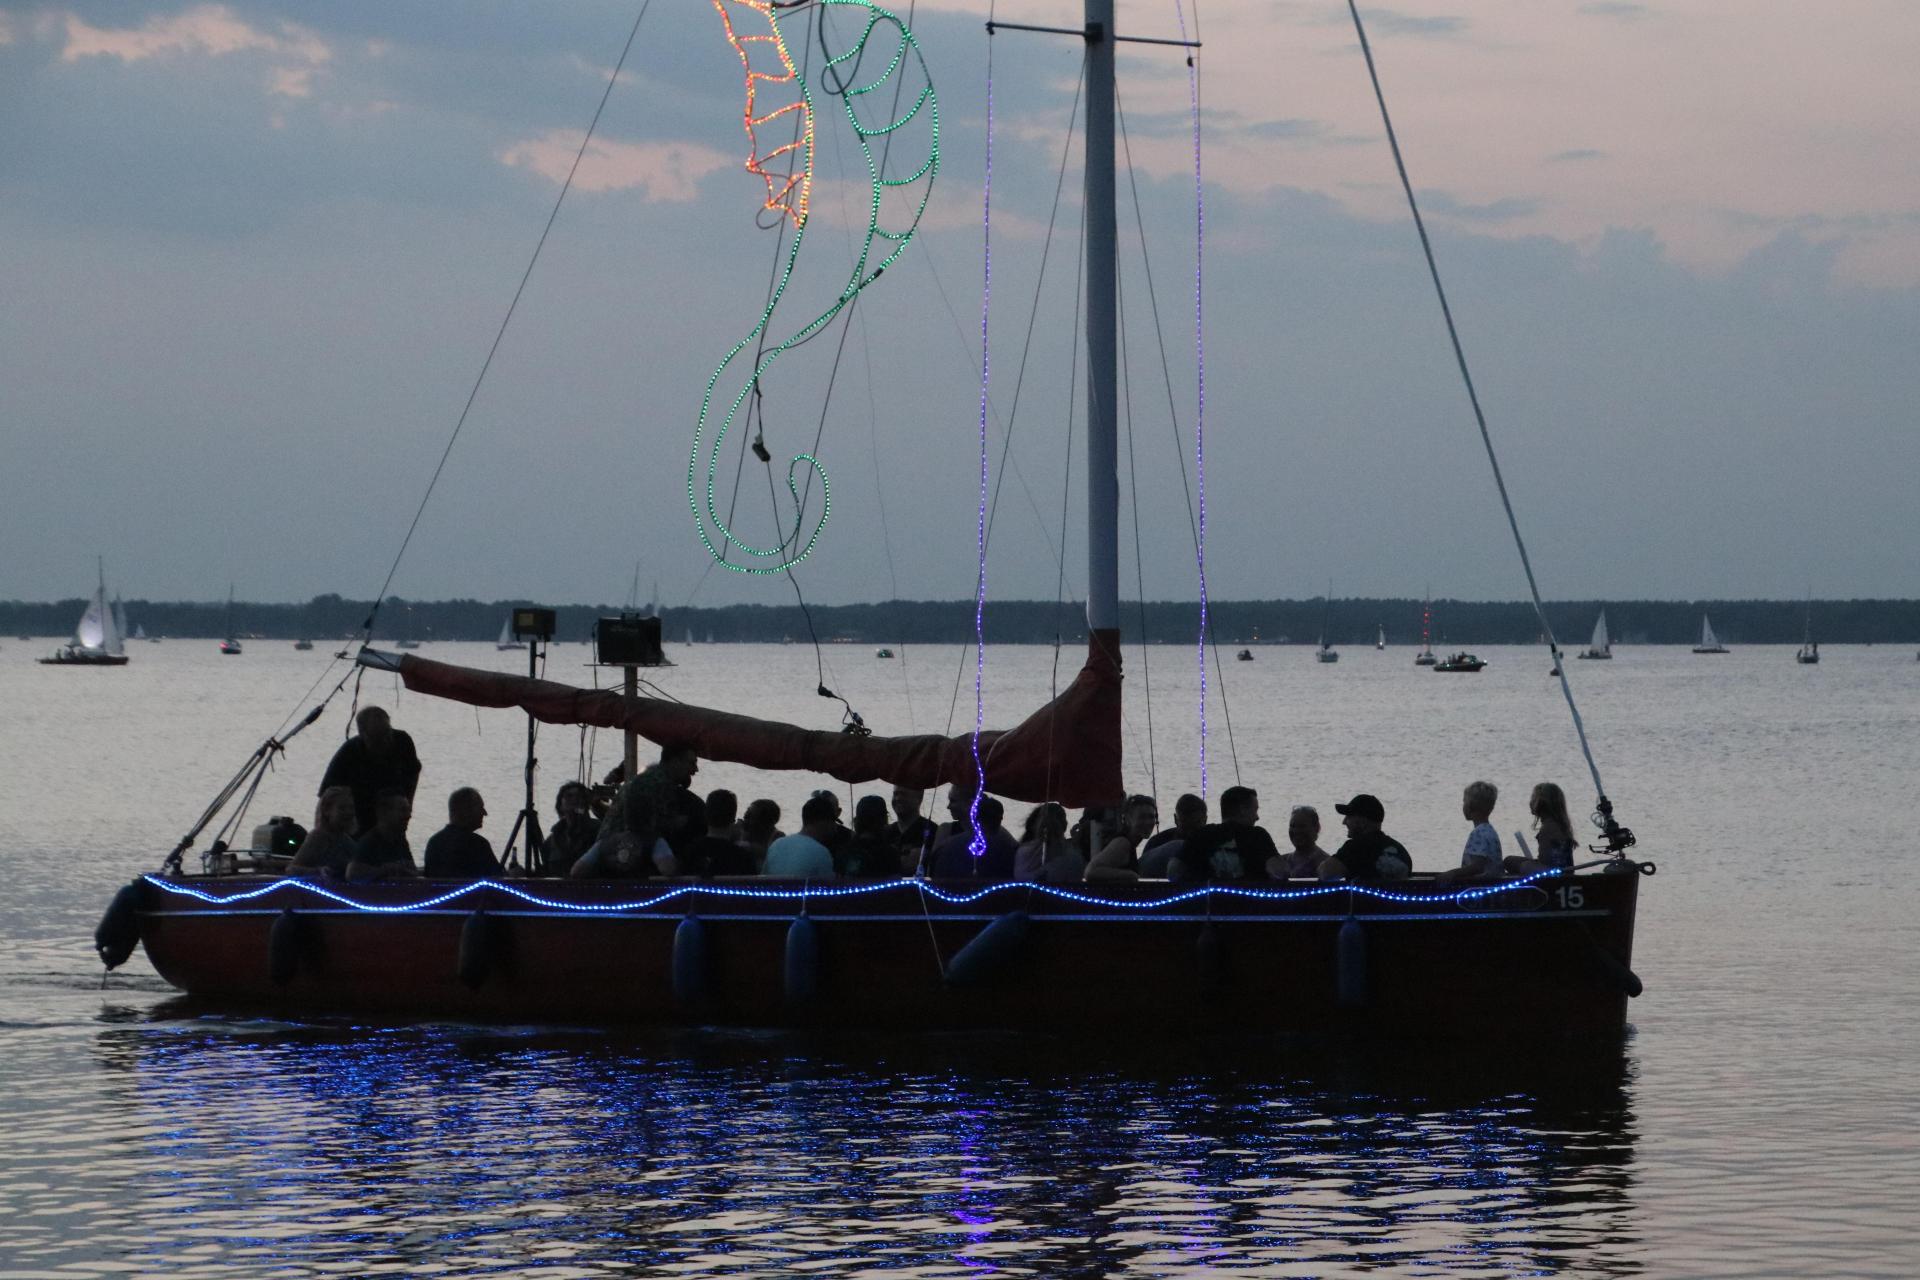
[499, 132, 735, 200]
[0, 13, 14, 46]
[269, 66, 316, 99]
[1359, 10, 1469, 39]
[1577, 2, 1651, 18]
[60, 5, 328, 65]
[58, 4, 330, 97]
[1416, 189, 1541, 222]
[1547, 148, 1606, 164]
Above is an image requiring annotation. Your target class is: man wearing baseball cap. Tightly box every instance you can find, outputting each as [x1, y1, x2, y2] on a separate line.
[1320, 793, 1412, 882]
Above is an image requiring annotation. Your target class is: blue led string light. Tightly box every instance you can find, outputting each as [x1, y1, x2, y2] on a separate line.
[966, 21, 996, 865]
[144, 869, 1580, 915]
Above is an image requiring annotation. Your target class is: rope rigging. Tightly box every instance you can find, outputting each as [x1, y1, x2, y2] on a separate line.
[1113, 81, 1241, 790]
[1345, 0, 1633, 855]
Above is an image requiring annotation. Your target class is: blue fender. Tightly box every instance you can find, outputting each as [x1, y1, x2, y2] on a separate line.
[945, 910, 1030, 989]
[268, 907, 302, 986]
[784, 914, 820, 1008]
[95, 879, 146, 971]
[673, 915, 708, 1007]
[1584, 929, 1644, 997]
[457, 909, 498, 989]
[1336, 917, 1367, 1009]
[1195, 920, 1227, 993]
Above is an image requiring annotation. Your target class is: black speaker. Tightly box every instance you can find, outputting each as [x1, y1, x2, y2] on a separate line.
[596, 613, 665, 666]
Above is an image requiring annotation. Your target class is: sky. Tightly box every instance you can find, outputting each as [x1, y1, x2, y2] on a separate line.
[3, 0, 1917, 609]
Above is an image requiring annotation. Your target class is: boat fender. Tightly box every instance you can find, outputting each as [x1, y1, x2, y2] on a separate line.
[94, 879, 146, 971]
[1195, 921, 1228, 993]
[457, 909, 500, 989]
[268, 907, 302, 986]
[672, 915, 708, 1007]
[1336, 918, 1367, 1009]
[1584, 930, 1644, 998]
[945, 910, 1030, 989]
[784, 914, 820, 1008]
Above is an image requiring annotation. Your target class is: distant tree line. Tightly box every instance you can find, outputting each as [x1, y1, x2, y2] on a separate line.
[6, 593, 1919, 646]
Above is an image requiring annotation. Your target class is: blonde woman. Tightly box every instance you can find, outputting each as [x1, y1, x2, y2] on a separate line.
[290, 786, 358, 877]
[1505, 782, 1578, 873]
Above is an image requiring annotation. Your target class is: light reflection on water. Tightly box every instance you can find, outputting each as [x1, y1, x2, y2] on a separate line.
[6, 643, 1920, 1275]
[5, 1015, 1641, 1278]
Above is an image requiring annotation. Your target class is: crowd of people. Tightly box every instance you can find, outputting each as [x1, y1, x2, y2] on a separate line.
[288, 707, 1585, 885]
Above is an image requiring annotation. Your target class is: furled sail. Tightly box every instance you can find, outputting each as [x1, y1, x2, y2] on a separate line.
[361, 633, 1125, 806]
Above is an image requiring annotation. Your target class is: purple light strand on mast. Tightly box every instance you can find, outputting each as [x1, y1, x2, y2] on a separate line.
[968, 35, 996, 863]
[1174, 0, 1209, 796]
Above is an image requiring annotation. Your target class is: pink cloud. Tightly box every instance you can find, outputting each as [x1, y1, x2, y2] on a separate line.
[59, 4, 329, 97]
[499, 133, 735, 201]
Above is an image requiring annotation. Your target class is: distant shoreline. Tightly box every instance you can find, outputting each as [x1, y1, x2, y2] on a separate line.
[7, 595, 1917, 647]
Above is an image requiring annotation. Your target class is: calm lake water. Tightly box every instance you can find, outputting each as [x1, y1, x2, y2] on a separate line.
[3, 639, 1917, 1277]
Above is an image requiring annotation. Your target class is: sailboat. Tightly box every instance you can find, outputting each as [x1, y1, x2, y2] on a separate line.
[1796, 598, 1819, 664]
[1315, 585, 1339, 663]
[39, 558, 130, 666]
[100, 0, 1645, 1039]
[1692, 614, 1729, 654]
[218, 587, 243, 655]
[496, 617, 527, 651]
[1578, 609, 1612, 660]
[134, 623, 155, 643]
[1375, 625, 1386, 651]
[1415, 593, 1437, 665]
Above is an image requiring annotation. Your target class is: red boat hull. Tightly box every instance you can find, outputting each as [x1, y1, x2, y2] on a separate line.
[131, 871, 1642, 1038]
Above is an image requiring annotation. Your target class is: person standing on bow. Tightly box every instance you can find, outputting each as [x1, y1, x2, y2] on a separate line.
[319, 706, 422, 836]
[600, 741, 704, 861]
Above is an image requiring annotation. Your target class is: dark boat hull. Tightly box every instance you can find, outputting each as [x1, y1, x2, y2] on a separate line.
[130, 871, 1642, 1039]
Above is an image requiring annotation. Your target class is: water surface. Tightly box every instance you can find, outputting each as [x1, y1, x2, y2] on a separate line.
[2, 641, 1916, 1276]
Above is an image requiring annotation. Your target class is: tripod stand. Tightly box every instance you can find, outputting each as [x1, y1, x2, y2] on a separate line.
[500, 625, 550, 872]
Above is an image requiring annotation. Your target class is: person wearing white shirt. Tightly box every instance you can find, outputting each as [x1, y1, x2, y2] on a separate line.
[763, 792, 840, 879]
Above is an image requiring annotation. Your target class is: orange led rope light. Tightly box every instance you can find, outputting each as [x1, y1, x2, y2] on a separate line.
[713, 0, 814, 228]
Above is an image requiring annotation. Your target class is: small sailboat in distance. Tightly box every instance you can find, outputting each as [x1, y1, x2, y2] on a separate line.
[1316, 584, 1339, 663]
[218, 586, 243, 655]
[39, 558, 130, 666]
[1796, 597, 1819, 664]
[1692, 614, 1729, 654]
[1375, 625, 1386, 650]
[1578, 609, 1613, 659]
[496, 617, 527, 651]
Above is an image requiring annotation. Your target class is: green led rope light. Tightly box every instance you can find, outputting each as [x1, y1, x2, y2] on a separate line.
[692, 0, 938, 574]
